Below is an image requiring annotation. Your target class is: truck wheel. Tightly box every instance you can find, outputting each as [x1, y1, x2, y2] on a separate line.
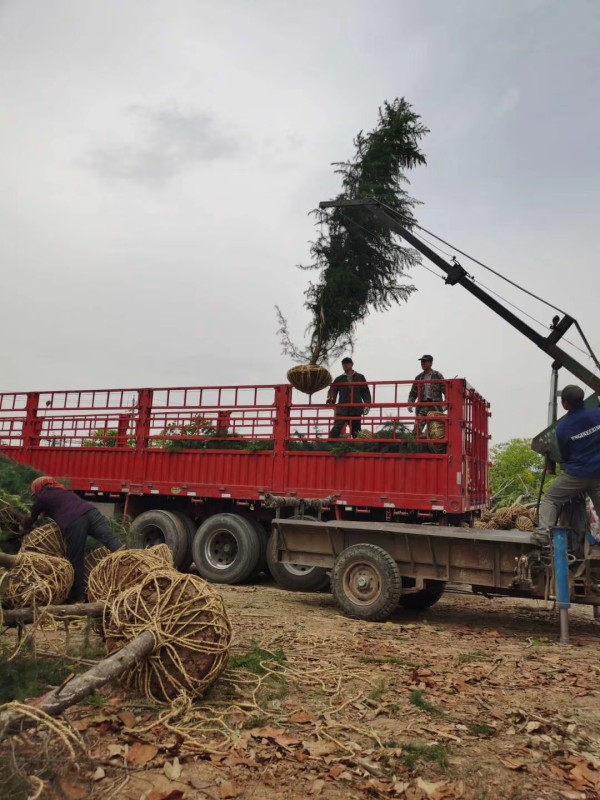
[192, 513, 260, 584]
[266, 531, 330, 592]
[331, 543, 401, 621]
[131, 510, 189, 569]
[244, 518, 269, 577]
[399, 580, 446, 611]
[172, 511, 197, 571]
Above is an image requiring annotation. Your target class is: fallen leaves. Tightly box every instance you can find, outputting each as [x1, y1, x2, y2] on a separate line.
[126, 741, 159, 766]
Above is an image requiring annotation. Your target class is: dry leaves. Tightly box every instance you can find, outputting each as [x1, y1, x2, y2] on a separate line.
[126, 741, 159, 766]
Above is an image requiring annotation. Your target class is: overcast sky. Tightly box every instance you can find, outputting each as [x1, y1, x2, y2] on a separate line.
[1, 0, 598, 444]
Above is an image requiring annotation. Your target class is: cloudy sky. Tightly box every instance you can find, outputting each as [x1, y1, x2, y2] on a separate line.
[1, 0, 598, 444]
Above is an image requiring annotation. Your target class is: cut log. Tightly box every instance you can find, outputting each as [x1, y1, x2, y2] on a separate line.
[0, 630, 156, 734]
[0, 551, 16, 568]
[1, 602, 104, 627]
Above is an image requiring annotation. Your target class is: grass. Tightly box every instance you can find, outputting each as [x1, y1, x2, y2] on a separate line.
[228, 641, 286, 675]
[84, 692, 107, 709]
[242, 716, 269, 729]
[469, 722, 495, 737]
[399, 742, 449, 771]
[457, 650, 490, 664]
[359, 656, 416, 667]
[409, 689, 442, 715]
[0, 652, 72, 703]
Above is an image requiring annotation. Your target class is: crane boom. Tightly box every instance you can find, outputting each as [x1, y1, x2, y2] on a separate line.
[319, 197, 600, 397]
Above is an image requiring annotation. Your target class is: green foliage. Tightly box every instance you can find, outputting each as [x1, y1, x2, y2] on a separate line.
[398, 742, 449, 771]
[489, 438, 555, 507]
[278, 97, 428, 365]
[82, 428, 135, 448]
[0, 653, 72, 703]
[0, 456, 41, 502]
[228, 641, 286, 675]
[409, 689, 441, 715]
[469, 722, 495, 737]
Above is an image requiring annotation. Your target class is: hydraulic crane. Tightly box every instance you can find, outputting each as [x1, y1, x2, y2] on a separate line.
[319, 197, 600, 458]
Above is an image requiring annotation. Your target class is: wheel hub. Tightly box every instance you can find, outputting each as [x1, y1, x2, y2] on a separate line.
[205, 530, 238, 569]
[344, 563, 382, 605]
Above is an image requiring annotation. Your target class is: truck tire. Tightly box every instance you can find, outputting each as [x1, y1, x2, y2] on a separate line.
[131, 510, 189, 569]
[244, 518, 269, 577]
[172, 511, 197, 571]
[192, 513, 260, 584]
[331, 543, 401, 621]
[266, 530, 330, 592]
[399, 580, 446, 611]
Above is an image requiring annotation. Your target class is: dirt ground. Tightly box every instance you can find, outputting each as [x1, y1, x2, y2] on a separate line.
[4, 582, 600, 800]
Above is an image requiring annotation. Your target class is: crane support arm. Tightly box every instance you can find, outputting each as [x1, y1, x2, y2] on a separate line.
[319, 198, 600, 397]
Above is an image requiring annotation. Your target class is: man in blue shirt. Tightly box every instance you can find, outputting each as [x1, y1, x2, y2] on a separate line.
[538, 385, 600, 539]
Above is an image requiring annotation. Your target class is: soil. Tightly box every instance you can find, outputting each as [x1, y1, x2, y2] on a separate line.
[4, 582, 600, 800]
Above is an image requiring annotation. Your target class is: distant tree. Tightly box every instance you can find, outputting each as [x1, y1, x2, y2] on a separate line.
[277, 97, 428, 365]
[489, 438, 555, 507]
[82, 428, 135, 448]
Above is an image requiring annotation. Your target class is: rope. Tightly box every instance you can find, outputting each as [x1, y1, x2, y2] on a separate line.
[87, 545, 173, 604]
[104, 569, 232, 703]
[3, 552, 73, 608]
[21, 522, 65, 559]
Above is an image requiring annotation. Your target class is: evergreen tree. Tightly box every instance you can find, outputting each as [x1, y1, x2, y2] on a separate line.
[278, 98, 428, 365]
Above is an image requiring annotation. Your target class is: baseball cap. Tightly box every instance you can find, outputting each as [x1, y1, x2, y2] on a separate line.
[419, 354, 433, 361]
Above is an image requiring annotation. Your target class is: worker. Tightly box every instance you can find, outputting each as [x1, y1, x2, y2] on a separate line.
[407, 354, 445, 435]
[327, 357, 371, 439]
[536, 385, 600, 545]
[20, 476, 123, 602]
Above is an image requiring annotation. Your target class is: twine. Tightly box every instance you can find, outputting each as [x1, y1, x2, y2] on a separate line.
[493, 507, 514, 530]
[87, 545, 173, 605]
[104, 569, 232, 702]
[3, 552, 73, 609]
[516, 515, 535, 532]
[21, 522, 65, 558]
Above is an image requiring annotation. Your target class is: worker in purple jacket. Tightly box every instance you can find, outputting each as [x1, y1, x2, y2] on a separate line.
[537, 385, 600, 544]
[21, 476, 123, 601]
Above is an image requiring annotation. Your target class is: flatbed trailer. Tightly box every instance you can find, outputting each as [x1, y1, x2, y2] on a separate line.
[271, 517, 600, 627]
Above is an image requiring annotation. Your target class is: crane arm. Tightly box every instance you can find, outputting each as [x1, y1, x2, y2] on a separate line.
[319, 198, 600, 397]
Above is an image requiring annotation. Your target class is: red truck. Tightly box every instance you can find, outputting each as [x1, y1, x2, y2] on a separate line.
[0, 377, 489, 592]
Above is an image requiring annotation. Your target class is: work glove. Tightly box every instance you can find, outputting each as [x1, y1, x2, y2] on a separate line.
[362, 408, 370, 416]
[407, 406, 414, 413]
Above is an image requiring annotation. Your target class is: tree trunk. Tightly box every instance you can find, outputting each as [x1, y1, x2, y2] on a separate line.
[0, 630, 156, 734]
[0, 551, 16, 568]
[1, 602, 104, 627]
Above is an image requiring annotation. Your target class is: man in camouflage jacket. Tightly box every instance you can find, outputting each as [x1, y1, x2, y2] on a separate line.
[408, 354, 445, 434]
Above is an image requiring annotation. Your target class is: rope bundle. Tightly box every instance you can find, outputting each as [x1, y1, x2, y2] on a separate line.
[104, 569, 232, 702]
[3, 552, 73, 608]
[474, 504, 539, 531]
[84, 546, 110, 582]
[515, 515, 535, 532]
[425, 410, 446, 453]
[21, 522, 65, 558]
[287, 364, 332, 395]
[87, 545, 173, 604]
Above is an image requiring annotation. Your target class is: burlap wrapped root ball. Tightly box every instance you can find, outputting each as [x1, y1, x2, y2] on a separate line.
[104, 570, 232, 702]
[3, 552, 74, 608]
[84, 546, 111, 581]
[493, 506, 515, 530]
[516, 515, 535, 532]
[286, 364, 332, 395]
[87, 544, 173, 604]
[426, 410, 446, 453]
[21, 521, 65, 558]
